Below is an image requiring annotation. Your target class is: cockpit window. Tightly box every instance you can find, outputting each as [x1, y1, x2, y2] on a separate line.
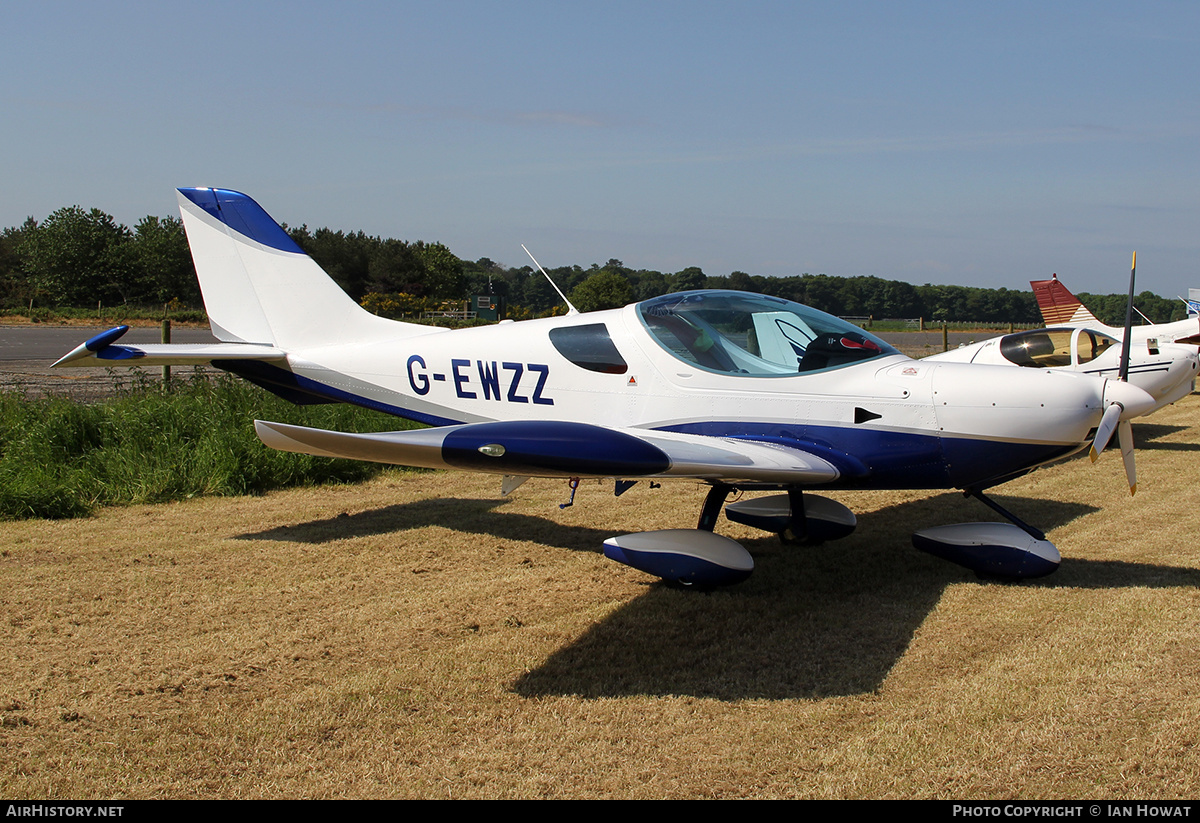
[549, 323, 629, 374]
[636, 290, 899, 376]
[999, 330, 1074, 368]
[998, 328, 1118, 368]
[1077, 331, 1117, 364]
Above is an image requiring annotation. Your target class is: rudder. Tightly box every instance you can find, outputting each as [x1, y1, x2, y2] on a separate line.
[1029, 274, 1101, 327]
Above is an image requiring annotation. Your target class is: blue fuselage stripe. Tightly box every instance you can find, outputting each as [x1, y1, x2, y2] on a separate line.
[656, 421, 1082, 490]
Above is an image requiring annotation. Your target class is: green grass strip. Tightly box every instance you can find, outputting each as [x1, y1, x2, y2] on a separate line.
[0, 371, 416, 519]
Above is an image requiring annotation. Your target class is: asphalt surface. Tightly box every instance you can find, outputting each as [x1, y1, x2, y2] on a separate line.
[0, 325, 218, 363]
[0, 324, 221, 399]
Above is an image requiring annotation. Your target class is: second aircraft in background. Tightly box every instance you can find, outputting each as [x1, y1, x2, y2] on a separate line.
[927, 273, 1199, 414]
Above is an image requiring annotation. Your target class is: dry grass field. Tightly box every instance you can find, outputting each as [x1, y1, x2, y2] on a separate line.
[3, 396, 1200, 799]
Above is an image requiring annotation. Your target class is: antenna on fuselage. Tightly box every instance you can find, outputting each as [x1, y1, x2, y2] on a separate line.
[522, 244, 579, 315]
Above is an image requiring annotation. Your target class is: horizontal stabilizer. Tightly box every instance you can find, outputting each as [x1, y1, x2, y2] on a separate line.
[54, 339, 286, 368]
[254, 420, 841, 484]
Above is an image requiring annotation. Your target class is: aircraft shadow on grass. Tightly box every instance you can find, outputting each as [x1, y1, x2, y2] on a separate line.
[512, 494, 1200, 701]
[235, 496, 620, 553]
[238, 489, 1200, 701]
[1128, 422, 1200, 452]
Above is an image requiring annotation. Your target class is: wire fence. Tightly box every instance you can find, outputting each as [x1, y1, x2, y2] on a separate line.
[0, 365, 221, 402]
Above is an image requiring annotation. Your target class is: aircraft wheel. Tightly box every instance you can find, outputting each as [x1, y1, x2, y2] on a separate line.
[661, 578, 714, 593]
[778, 529, 822, 546]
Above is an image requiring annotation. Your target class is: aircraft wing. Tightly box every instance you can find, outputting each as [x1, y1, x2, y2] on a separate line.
[254, 419, 841, 485]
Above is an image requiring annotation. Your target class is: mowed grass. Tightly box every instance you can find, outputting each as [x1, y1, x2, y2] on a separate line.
[2, 397, 1199, 798]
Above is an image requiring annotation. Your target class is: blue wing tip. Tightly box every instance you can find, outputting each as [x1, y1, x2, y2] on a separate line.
[84, 325, 130, 352]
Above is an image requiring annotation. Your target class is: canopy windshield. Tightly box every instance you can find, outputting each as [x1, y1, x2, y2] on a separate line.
[998, 328, 1118, 368]
[636, 290, 900, 376]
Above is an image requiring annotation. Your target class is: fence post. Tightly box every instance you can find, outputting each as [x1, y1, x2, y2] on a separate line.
[942, 322, 948, 352]
[161, 319, 171, 388]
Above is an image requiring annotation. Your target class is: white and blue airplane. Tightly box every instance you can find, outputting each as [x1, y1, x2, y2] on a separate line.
[925, 324, 1198, 413]
[54, 188, 1159, 586]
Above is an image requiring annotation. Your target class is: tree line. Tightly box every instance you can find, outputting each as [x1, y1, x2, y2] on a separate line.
[0, 203, 1187, 325]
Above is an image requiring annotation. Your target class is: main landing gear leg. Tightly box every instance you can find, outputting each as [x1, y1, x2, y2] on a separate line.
[779, 488, 809, 544]
[697, 483, 733, 532]
[963, 488, 1046, 541]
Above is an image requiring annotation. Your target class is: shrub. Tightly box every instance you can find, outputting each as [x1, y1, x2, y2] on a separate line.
[0, 373, 417, 519]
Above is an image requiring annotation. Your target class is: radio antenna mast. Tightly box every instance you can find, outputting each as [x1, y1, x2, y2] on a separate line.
[522, 244, 579, 315]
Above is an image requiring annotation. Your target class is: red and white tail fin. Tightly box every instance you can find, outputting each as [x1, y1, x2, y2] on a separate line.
[1030, 274, 1102, 327]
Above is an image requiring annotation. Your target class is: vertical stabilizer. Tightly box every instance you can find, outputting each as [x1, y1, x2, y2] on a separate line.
[1030, 274, 1102, 327]
[177, 188, 413, 348]
[1186, 289, 1200, 318]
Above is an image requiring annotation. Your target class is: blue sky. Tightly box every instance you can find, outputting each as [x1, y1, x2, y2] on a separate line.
[4, 1, 1199, 299]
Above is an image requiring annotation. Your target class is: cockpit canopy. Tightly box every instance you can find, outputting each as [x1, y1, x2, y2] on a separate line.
[998, 328, 1118, 368]
[636, 290, 900, 376]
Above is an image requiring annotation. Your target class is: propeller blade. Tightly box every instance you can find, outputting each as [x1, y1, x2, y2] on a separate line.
[1118, 420, 1137, 495]
[1090, 402, 1122, 462]
[1119, 251, 1136, 382]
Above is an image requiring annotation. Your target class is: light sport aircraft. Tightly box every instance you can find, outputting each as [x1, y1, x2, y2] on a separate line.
[53, 188, 1158, 587]
[924, 325, 1198, 413]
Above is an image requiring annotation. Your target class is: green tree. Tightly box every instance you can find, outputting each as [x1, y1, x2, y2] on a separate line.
[634, 270, 669, 301]
[17, 207, 132, 305]
[412, 241, 466, 299]
[727, 271, 755, 293]
[365, 238, 422, 295]
[518, 268, 560, 314]
[870, 278, 920, 318]
[0, 218, 38, 307]
[570, 270, 633, 312]
[670, 266, 707, 293]
[126, 215, 198, 305]
[290, 226, 378, 301]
